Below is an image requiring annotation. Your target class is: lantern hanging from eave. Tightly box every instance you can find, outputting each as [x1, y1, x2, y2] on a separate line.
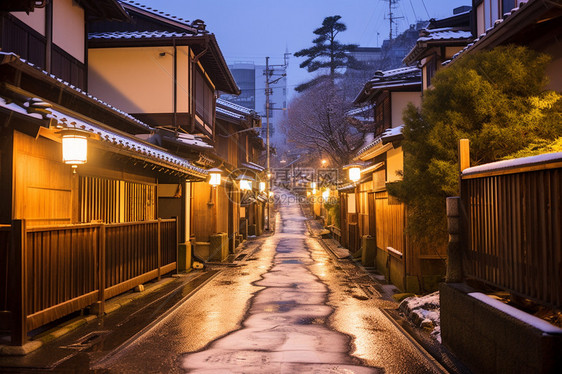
[61, 129, 88, 169]
[208, 168, 222, 187]
[349, 166, 361, 182]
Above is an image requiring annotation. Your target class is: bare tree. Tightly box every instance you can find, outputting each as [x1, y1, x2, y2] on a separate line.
[285, 80, 367, 167]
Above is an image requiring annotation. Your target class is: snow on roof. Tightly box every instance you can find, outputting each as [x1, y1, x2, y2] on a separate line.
[118, 0, 202, 33]
[216, 106, 245, 120]
[0, 97, 43, 120]
[0, 52, 152, 132]
[47, 108, 207, 176]
[176, 133, 213, 148]
[216, 98, 255, 116]
[355, 125, 404, 158]
[445, 0, 533, 65]
[469, 293, 562, 334]
[242, 162, 265, 172]
[417, 28, 473, 42]
[369, 67, 420, 81]
[462, 152, 562, 177]
[88, 30, 200, 41]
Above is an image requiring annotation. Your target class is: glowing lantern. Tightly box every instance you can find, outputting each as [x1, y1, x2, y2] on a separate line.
[349, 166, 361, 182]
[240, 178, 252, 191]
[61, 129, 88, 167]
[259, 181, 266, 192]
[208, 168, 222, 187]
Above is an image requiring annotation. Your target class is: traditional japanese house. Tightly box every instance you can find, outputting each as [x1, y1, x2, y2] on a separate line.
[85, 1, 250, 261]
[0, 0, 209, 347]
[338, 67, 445, 293]
[403, 6, 473, 90]
[216, 99, 267, 241]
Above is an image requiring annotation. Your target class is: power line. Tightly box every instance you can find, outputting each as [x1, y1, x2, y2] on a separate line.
[420, 0, 430, 19]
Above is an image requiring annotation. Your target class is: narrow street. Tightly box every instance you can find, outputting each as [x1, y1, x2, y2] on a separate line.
[93, 192, 443, 373]
[1, 192, 445, 374]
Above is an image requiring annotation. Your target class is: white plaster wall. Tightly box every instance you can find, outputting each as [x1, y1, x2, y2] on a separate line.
[53, 0, 85, 63]
[391, 91, 421, 127]
[89, 47, 185, 113]
[11, 8, 45, 35]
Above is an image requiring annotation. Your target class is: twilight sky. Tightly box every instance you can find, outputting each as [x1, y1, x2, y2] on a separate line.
[137, 0, 471, 97]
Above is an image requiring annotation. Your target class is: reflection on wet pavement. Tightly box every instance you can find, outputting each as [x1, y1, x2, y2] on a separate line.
[180, 195, 383, 373]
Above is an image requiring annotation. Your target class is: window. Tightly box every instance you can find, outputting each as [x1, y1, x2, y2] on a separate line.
[194, 68, 214, 130]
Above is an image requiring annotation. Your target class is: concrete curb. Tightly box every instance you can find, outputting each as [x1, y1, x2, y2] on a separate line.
[0, 276, 178, 356]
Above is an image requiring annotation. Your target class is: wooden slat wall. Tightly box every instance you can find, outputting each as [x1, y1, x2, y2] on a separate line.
[0, 225, 11, 311]
[160, 220, 177, 266]
[105, 222, 158, 288]
[375, 191, 405, 255]
[25, 225, 99, 328]
[462, 168, 562, 308]
[79, 176, 156, 223]
[4, 219, 177, 343]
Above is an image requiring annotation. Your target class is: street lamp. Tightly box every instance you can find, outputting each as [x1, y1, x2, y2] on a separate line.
[208, 168, 222, 187]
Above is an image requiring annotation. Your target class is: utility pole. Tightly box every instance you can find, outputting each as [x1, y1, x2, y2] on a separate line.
[264, 55, 288, 231]
[385, 0, 403, 42]
[265, 56, 271, 231]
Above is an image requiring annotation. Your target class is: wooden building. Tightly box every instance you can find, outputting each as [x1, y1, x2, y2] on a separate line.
[0, 0, 212, 346]
[0, 0, 265, 347]
[339, 67, 446, 293]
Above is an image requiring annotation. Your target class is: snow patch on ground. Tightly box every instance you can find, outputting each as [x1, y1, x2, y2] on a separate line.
[399, 292, 441, 343]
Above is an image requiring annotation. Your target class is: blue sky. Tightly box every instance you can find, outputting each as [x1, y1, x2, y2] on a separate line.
[138, 0, 471, 96]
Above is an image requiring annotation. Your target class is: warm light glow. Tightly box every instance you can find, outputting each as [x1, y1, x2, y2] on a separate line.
[62, 133, 87, 165]
[240, 179, 252, 191]
[349, 166, 361, 182]
[322, 188, 330, 201]
[268, 191, 274, 197]
[208, 168, 222, 187]
[311, 182, 317, 189]
[259, 181, 266, 192]
[321, 159, 327, 166]
[267, 172, 272, 179]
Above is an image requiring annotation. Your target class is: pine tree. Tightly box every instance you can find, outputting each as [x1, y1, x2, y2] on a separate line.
[388, 45, 562, 243]
[294, 15, 360, 92]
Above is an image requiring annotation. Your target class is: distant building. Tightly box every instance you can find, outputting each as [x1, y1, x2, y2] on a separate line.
[223, 61, 288, 141]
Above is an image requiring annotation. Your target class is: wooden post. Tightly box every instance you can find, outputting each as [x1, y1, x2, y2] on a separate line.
[459, 139, 470, 173]
[97, 224, 106, 316]
[10, 219, 26, 346]
[446, 197, 463, 283]
[157, 218, 162, 281]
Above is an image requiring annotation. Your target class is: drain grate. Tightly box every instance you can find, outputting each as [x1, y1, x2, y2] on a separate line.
[63, 330, 111, 350]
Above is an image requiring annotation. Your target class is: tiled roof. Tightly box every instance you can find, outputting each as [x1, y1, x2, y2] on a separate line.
[216, 106, 245, 120]
[354, 67, 421, 104]
[444, 0, 550, 65]
[88, 30, 200, 41]
[355, 125, 404, 159]
[48, 108, 207, 177]
[118, 0, 203, 33]
[417, 28, 473, 42]
[217, 98, 255, 116]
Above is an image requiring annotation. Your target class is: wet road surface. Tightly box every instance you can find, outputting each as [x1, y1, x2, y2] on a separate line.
[94, 193, 443, 373]
[1, 192, 445, 373]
